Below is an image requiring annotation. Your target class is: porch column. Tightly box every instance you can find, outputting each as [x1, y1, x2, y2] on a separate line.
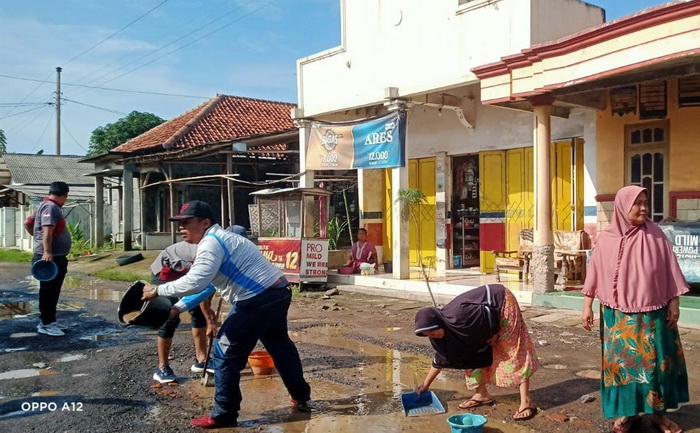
[296, 118, 315, 188]
[123, 165, 134, 251]
[226, 155, 235, 226]
[95, 176, 104, 248]
[435, 152, 448, 276]
[530, 96, 555, 292]
[392, 165, 409, 279]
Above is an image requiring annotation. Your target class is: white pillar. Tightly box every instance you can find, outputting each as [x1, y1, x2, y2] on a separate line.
[95, 176, 104, 247]
[296, 119, 315, 188]
[392, 165, 409, 279]
[123, 166, 134, 251]
[531, 97, 555, 292]
[435, 152, 448, 276]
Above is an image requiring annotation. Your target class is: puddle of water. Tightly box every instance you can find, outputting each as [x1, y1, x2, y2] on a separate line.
[58, 354, 87, 363]
[0, 369, 55, 380]
[0, 302, 34, 321]
[61, 286, 124, 302]
[4, 347, 29, 352]
[31, 390, 59, 397]
[187, 326, 534, 433]
[575, 369, 600, 379]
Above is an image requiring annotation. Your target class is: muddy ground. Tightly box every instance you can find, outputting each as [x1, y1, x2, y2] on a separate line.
[1, 260, 700, 433]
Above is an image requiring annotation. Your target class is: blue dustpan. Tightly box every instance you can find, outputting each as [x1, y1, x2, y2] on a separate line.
[400, 391, 446, 416]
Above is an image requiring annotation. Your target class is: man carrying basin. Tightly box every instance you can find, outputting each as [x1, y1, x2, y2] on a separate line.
[141, 200, 311, 429]
[24, 181, 71, 337]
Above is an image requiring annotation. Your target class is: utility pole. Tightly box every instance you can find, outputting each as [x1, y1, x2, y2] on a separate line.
[55, 66, 62, 156]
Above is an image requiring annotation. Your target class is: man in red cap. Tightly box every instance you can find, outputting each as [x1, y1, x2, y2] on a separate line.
[142, 200, 311, 428]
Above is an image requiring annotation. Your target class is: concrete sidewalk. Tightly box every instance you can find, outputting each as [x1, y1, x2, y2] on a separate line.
[328, 271, 700, 328]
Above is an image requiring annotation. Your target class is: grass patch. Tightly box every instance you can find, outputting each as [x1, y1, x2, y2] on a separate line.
[94, 268, 150, 282]
[0, 249, 33, 263]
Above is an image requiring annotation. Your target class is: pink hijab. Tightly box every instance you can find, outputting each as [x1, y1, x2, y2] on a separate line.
[582, 185, 688, 313]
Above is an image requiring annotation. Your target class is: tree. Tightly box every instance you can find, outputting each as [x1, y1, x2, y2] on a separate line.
[87, 111, 164, 156]
[0, 128, 6, 155]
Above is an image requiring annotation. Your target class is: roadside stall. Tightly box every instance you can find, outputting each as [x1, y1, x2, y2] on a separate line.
[249, 187, 331, 285]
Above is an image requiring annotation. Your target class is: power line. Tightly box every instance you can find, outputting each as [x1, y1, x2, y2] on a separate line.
[0, 102, 50, 107]
[1, 71, 53, 118]
[69, 0, 229, 87]
[61, 120, 88, 152]
[29, 110, 55, 154]
[96, 2, 271, 87]
[61, 0, 171, 66]
[73, 0, 256, 92]
[5, 102, 53, 137]
[0, 73, 207, 99]
[62, 98, 128, 116]
[0, 104, 50, 121]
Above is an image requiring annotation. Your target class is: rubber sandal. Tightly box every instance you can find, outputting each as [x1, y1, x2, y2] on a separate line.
[458, 398, 495, 409]
[513, 407, 538, 421]
[612, 416, 639, 433]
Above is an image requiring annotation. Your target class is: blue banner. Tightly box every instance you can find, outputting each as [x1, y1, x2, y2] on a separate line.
[306, 110, 406, 170]
[352, 111, 406, 169]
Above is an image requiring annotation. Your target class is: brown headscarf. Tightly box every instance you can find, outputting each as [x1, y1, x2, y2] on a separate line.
[582, 185, 688, 312]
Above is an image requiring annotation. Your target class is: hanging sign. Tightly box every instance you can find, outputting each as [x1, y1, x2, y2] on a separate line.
[306, 110, 406, 170]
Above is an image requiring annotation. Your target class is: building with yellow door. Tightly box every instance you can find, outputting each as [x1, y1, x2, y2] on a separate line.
[473, 1, 700, 285]
[295, 0, 604, 282]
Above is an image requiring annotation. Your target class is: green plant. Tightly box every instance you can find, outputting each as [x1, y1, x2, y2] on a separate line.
[396, 188, 436, 307]
[93, 268, 150, 282]
[290, 283, 301, 300]
[67, 221, 92, 255]
[0, 248, 32, 262]
[326, 217, 348, 250]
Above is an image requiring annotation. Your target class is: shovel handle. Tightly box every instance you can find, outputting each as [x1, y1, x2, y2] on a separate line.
[202, 297, 224, 376]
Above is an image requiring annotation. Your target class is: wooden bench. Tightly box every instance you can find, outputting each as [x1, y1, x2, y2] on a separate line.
[553, 230, 591, 284]
[493, 229, 591, 284]
[493, 229, 533, 282]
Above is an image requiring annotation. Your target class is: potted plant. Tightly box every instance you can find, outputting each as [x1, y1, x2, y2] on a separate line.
[326, 216, 350, 269]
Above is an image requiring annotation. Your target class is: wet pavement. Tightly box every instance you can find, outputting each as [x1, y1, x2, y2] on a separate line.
[1, 261, 700, 432]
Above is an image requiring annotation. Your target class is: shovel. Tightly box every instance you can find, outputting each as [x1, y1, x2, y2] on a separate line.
[200, 297, 224, 387]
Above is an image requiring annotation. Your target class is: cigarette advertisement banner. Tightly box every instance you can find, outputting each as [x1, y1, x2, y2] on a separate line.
[306, 110, 406, 170]
[258, 238, 302, 273]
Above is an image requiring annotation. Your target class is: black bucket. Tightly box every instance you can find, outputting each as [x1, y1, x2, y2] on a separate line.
[118, 281, 172, 329]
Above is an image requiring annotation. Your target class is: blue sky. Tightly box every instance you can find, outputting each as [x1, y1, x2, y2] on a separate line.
[0, 0, 671, 156]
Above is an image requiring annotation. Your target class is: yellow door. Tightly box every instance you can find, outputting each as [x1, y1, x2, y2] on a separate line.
[574, 138, 585, 230]
[505, 148, 535, 251]
[479, 151, 506, 273]
[383, 168, 392, 260]
[551, 139, 585, 231]
[408, 158, 436, 267]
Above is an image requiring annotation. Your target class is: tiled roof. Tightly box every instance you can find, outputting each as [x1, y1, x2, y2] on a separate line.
[112, 94, 297, 154]
[2, 153, 94, 186]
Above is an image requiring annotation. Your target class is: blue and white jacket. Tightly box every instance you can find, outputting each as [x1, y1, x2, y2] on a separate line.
[157, 224, 284, 312]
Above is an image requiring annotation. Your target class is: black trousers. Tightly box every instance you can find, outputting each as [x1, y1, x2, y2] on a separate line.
[32, 254, 69, 325]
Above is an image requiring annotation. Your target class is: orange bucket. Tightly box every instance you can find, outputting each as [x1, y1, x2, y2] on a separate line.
[248, 350, 275, 376]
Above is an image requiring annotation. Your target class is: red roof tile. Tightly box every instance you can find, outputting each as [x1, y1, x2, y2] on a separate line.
[112, 94, 297, 154]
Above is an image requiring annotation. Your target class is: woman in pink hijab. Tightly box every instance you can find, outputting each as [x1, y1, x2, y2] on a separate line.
[581, 186, 689, 433]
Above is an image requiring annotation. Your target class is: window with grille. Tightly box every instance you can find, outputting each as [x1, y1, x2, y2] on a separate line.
[639, 81, 667, 119]
[626, 122, 668, 222]
[679, 76, 700, 107]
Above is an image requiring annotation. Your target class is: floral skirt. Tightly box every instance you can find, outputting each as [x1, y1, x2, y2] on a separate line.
[464, 290, 538, 388]
[600, 306, 689, 418]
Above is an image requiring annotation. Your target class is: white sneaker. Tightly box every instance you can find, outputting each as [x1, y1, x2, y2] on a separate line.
[37, 323, 65, 337]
